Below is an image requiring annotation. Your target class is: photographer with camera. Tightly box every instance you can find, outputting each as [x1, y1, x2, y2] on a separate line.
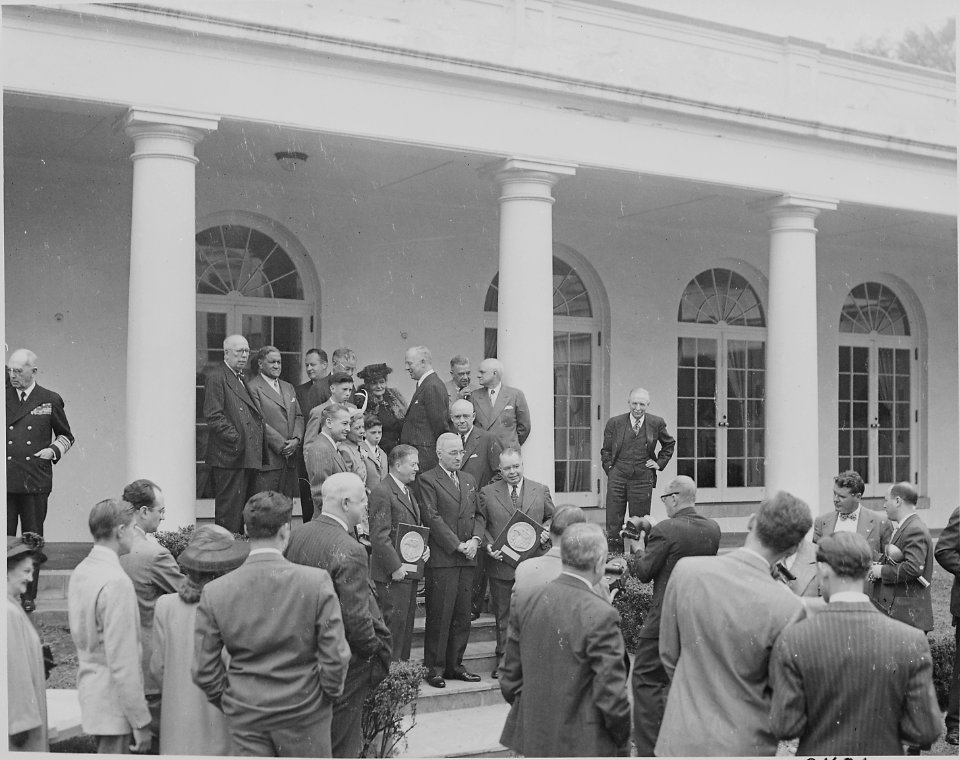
[622, 475, 720, 756]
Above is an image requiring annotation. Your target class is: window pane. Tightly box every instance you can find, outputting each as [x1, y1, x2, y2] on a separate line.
[895, 348, 910, 374]
[568, 333, 591, 362]
[677, 429, 694, 458]
[878, 457, 893, 483]
[677, 459, 695, 479]
[697, 400, 716, 427]
[554, 462, 566, 493]
[727, 400, 744, 428]
[567, 461, 590, 491]
[554, 396, 568, 427]
[569, 429, 590, 459]
[746, 458, 764, 487]
[697, 369, 716, 394]
[838, 346, 851, 373]
[895, 457, 910, 482]
[699, 459, 716, 488]
[727, 459, 744, 488]
[678, 338, 697, 366]
[569, 397, 589, 427]
[570, 365, 591, 395]
[677, 399, 695, 427]
[728, 429, 744, 458]
[678, 368, 695, 397]
[697, 430, 716, 458]
[555, 429, 567, 458]
[697, 339, 717, 367]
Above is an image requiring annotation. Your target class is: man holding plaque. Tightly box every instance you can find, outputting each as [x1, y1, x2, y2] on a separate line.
[419, 433, 486, 688]
[479, 447, 554, 678]
[368, 444, 430, 661]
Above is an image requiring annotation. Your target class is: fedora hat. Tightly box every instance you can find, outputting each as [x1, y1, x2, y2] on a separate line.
[178, 525, 249, 574]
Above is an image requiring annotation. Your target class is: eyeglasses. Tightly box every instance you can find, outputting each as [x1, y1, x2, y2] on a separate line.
[659, 492, 679, 501]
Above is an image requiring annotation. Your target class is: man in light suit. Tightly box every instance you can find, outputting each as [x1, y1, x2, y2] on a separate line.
[770, 532, 941, 756]
[419, 433, 485, 688]
[193, 492, 350, 757]
[368, 445, 429, 661]
[479, 447, 554, 677]
[623, 475, 720, 756]
[304, 404, 351, 511]
[934, 505, 960, 745]
[302, 372, 356, 452]
[445, 354, 479, 403]
[286, 473, 392, 758]
[248, 346, 304, 498]
[399, 346, 450, 473]
[203, 334, 265, 534]
[500, 523, 631, 757]
[779, 538, 821, 597]
[118, 479, 184, 752]
[600, 387, 675, 549]
[294, 348, 328, 523]
[813, 470, 893, 563]
[68, 499, 152, 754]
[656, 491, 812, 757]
[867, 481, 934, 632]
[472, 358, 530, 449]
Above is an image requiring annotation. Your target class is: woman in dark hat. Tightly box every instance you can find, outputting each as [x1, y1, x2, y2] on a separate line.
[7, 534, 48, 752]
[149, 525, 248, 756]
[357, 363, 408, 453]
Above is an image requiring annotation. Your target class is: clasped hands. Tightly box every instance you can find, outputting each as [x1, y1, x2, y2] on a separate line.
[280, 438, 300, 458]
[458, 537, 481, 560]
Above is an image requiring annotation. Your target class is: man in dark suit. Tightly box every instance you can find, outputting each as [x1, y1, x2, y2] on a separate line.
[6, 347, 75, 611]
[867, 482, 934, 633]
[203, 334, 265, 534]
[303, 404, 352, 511]
[399, 346, 450, 473]
[934, 505, 960, 745]
[248, 346, 304, 498]
[472, 358, 530, 449]
[770, 532, 941, 755]
[623, 475, 720, 756]
[479, 446, 554, 677]
[285, 473, 392, 758]
[294, 348, 327, 523]
[813, 470, 893, 562]
[368, 444, 429, 660]
[500, 522, 631, 757]
[193, 491, 350, 757]
[312, 347, 357, 406]
[419, 433, 485, 687]
[600, 387, 675, 549]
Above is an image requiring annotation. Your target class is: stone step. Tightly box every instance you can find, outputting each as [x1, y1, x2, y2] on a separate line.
[412, 614, 497, 649]
[37, 569, 72, 599]
[398, 703, 512, 758]
[415, 673, 505, 714]
[409, 640, 500, 678]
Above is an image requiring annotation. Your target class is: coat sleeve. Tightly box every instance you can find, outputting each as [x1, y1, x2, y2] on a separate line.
[812, 515, 824, 544]
[420, 475, 462, 554]
[314, 572, 351, 700]
[541, 485, 555, 525]
[626, 525, 670, 583]
[587, 605, 632, 749]
[192, 591, 227, 708]
[100, 577, 152, 729]
[498, 592, 523, 704]
[151, 550, 186, 595]
[655, 418, 676, 470]
[600, 417, 616, 474]
[369, 488, 403, 575]
[898, 633, 944, 749]
[332, 543, 387, 660]
[658, 564, 683, 680]
[6, 606, 43, 734]
[934, 507, 960, 576]
[514, 389, 531, 445]
[879, 525, 928, 584]
[291, 388, 305, 441]
[50, 391, 75, 460]
[203, 371, 240, 445]
[768, 632, 807, 741]
[424, 380, 451, 439]
[149, 600, 167, 687]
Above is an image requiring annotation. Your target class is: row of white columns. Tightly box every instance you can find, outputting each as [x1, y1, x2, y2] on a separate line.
[122, 108, 835, 527]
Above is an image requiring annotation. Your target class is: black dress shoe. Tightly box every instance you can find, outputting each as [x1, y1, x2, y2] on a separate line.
[425, 673, 446, 688]
[21, 598, 36, 614]
[491, 667, 499, 679]
[445, 669, 481, 682]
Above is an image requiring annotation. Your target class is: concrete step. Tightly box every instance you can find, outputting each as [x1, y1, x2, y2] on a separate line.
[410, 639, 500, 677]
[37, 569, 72, 599]
[415, 672, 505, 714]
[412, 614, 497, 649]
[399, 703, 512, 758]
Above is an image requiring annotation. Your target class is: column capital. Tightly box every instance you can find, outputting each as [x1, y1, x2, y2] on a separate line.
[123, 108, 219, 163]
[123, 107, 220, 135]
[751, 193, 838, 216]
[488, 157, 577, 203]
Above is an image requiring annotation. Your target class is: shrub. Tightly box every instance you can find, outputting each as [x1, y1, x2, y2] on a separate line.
[929, 628, 956, 709]
[361, 660, 427, 758]
[613, 576, 653, 654]
[154, 525, 195, 558]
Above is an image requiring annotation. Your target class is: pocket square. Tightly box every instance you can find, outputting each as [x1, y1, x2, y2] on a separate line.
[504, 405, 513, 410]
[469, 453, 478, 459]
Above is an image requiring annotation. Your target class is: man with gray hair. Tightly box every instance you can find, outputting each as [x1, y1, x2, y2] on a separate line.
[500, 522, 631, 756]
[445, 355, 478, 403]
[472, 358, 531, 449]
[400, 346, 450, 472]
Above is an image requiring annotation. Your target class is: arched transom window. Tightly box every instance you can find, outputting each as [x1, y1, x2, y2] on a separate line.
[678, 268, 764, 326]
[839, 282, 910, 335]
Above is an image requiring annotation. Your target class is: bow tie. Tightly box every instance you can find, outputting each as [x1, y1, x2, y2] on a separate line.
[838, 511, 857, 521]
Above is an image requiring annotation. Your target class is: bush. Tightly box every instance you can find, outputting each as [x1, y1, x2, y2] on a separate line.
[929, 627, 956, 709]
[613, 576, 653, 654]
[154, 525, 196, 558]
[361, 660, 427, 758]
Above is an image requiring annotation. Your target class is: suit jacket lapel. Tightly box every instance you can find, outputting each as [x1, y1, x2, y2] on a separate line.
[520, 481, 535, 514]
[226, 367, 261, 415]
[390, 477, 419, 523]
[436, 469, 461, 501]
[463, 429, 480, 458]
[322, 435, 347, 471]
[473, 389, 491, 422]
[491, 387, 509, 419]
[6, 387, 38, 426]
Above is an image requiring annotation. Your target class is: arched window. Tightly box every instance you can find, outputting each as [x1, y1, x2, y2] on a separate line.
[838, 282, 916, 494]
[676, 268, 766, 500]
[484, 254, 603, 504]
[195, 222, 316, 500]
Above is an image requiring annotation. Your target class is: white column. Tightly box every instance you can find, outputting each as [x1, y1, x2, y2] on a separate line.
[124, 108, 219, 529]
[492, 158, 576, 487]
[759, 194, 837, 509]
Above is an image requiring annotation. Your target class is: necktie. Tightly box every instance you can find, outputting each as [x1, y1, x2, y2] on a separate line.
[633, 418, 641, 436]
[511, 485, 519, 509]
[450, 471, 459, 488]
[461, 433, 467, 446]
[489, 388, 496, 403]
[236, 371, 244, 382]
[838, 511, 857, 521]
[18, 391, 26, 404]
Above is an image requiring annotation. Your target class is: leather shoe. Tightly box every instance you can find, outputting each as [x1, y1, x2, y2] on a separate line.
[491, 667, 499, 679]
[425, 672, 446, 688]
[444, 669, 481, 682]
[945, 727, 959, 746]
[21, 598, 36, 614]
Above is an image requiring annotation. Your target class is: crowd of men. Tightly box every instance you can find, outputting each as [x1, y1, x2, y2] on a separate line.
[6, 341, 960, 756]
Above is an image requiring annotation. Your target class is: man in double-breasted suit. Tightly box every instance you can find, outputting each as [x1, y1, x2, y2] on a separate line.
[369, 445, 428, 661]
[203, 334, 264, 534]
[770, 532, 941, 756]
[479, 447, 554, 676]
[624, 475, 720, 756]
[399, 346, 450, 473]
[868, 482, 934, 632]
[294, 348, 328, 523]
[500, 523, 631, 757]
[286, 473, 392, 758]
[303, 404, 351, 511]
[248, 346, 304, 499]
[193, 492, 350, 757]
[472, 358, 530, 449]
[419, 433, 485, 687]
[601, 387, 675, 547]
[935, 505, 960, 745]
[813, 470, 893, 563]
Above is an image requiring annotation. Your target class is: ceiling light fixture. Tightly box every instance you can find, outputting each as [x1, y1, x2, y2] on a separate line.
[275, 151, 308, 172]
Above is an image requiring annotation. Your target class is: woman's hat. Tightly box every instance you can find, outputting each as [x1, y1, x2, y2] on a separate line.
[178, 525, 249, 574]
[357, 363, 393, 381]
[7, 533, 47, 564]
